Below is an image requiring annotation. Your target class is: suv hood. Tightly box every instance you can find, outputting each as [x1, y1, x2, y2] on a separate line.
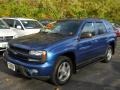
[0, 29, 16, 36]
[9, 32, 68, 50]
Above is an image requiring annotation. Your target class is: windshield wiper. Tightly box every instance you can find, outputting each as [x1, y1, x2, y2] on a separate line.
[50, 32, 66, 36]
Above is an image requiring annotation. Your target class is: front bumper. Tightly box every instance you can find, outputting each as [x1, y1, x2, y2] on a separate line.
[12, 63, 49, 80]
[4, 52, 53, 79]
[0, 42, 8, 51]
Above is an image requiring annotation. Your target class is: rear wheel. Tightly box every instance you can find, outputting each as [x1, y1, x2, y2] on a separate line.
[102, 46, 113, 63]
[51, 56, 73, 85]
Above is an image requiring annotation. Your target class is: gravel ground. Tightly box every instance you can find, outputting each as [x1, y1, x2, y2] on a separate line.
[0, 38, 119, 90]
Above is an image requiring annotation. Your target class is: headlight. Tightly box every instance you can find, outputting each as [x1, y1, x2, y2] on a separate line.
[29, 50, 47, 62]
[29, 51, 43, 56]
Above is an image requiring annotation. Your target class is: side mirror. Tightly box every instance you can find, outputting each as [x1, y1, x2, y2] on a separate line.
[80, 32, 93, 39]
[16, 25, 22, 29]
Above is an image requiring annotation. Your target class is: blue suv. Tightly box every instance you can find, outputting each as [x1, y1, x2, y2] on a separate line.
[4, 19, 116, 85]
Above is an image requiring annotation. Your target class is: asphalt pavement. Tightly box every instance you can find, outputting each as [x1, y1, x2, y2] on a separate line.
[0, 38, 120, 90]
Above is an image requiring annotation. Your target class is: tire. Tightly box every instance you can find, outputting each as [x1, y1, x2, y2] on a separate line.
[102, 46, 113, 63]
[51, 56, 73, 85]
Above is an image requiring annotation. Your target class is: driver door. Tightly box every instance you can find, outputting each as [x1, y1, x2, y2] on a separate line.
[77, 22, 97, 63]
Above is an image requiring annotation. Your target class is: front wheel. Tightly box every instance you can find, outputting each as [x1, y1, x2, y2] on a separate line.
[51, 56, 73, 85]
[102, 46, 113, 63]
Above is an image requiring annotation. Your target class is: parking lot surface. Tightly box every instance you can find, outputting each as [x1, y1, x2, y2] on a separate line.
[0, 38, 120, 90]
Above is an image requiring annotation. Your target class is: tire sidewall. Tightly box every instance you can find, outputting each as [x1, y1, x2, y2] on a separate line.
[105, 46, 113, 62]
[51, 56, 73, 85]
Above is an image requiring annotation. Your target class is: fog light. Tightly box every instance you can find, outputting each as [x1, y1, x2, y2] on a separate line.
[28, 69, 38, 75]
[31, 69, 38, 73]
[28, 59, 39, 62]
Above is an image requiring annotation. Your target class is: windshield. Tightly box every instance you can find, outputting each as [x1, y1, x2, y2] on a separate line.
[41, 21, 81, 36]
[21, 20, 42, 29]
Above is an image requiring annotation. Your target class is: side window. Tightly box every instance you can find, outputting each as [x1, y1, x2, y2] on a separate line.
[3, 19, 14, 27]
[81, 22, 96, 38]
[14, 20, 23, 30]
[95, 22, 107, 35]
[104, 21, 114, 32]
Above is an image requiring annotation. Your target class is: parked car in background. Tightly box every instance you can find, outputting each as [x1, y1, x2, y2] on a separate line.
[113, 25, 120, 37]
[39, 19, 54, 26]
[2, 18, 43, 37]
[4, 19, 116, 85]
[0, 19, 16, 51]
[114, 28, 120, 37]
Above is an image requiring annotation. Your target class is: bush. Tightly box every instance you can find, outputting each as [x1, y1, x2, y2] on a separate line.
[0, 0, 120, 23]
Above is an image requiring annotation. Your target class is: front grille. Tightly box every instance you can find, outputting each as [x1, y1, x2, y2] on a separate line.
[7, 48, 29, 63]
[8, 49, 28, 60]
[8, 45, 41, 62]
[7, 44, 30, 62]
[0, 36, 13, 42]
[9, 45, 29, 54]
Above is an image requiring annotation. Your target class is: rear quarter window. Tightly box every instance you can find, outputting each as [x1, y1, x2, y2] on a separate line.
[103, 21, 114, 32]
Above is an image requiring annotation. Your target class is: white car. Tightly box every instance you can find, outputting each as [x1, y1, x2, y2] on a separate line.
[0, 19, 16, 51]
[2, 18, 43, 37]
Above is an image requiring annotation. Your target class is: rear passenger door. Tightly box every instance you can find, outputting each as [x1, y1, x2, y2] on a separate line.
[94, 22, 108, 56]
